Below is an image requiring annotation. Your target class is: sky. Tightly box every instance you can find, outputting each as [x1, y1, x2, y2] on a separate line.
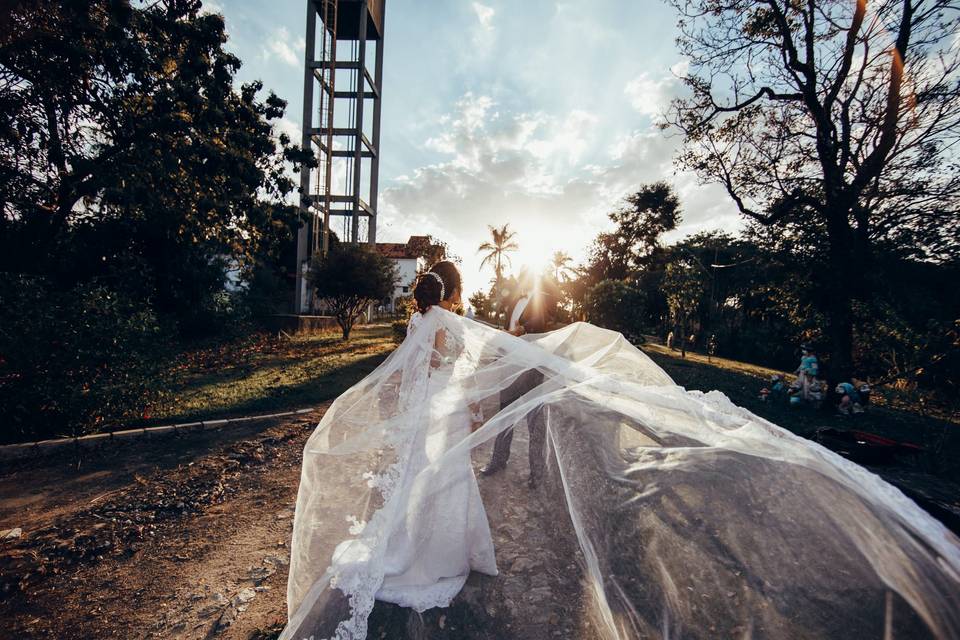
[205, 0, 742, 297]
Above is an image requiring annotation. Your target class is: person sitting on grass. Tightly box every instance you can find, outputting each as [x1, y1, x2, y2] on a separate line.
[808, 378, 825, 409]
[760, 374, 787, 402]
[788, 379, 804, 407]
[853, 377, 871, 409]
[836, 381, 865, 416]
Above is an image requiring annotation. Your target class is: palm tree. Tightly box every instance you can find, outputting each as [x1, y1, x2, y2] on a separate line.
[477, 224, 518, 327]
[477, 223, 518, 285]
[550, 251, 577, 282]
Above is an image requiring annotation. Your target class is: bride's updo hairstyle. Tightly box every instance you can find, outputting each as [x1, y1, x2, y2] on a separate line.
[413, 261, 461, 313]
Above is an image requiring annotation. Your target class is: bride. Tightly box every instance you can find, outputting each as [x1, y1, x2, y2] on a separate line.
[281, 261, 960, 640]
[372, 261, 498, 609]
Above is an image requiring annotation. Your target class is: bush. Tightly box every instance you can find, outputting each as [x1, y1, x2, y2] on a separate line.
[308, 244, 397, 340]
[0, 276, 174, 443]
[391, 320, 408, 344]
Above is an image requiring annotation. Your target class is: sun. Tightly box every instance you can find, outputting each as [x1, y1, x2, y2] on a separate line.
[512, 250, 552, 278]
[509, 228, 562, 278]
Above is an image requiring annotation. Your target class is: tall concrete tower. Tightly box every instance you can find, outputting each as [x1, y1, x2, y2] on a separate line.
[295, 0, 386, 314]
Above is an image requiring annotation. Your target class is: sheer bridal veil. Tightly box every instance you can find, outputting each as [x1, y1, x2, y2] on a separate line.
[281, 307, 960, 640]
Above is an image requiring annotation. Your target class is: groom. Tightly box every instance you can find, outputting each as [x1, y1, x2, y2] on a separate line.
[481, 276, 561, 488]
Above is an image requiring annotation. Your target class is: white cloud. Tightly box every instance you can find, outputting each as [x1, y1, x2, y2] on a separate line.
[199, 0, 229, 37]
[264, 27, 304, 67]
[527, 110, 600, 168]
[471, 2, 495, 30]
[200, 0, 223, 15]
[273, 117, 301, 146]
[467, 2, 497, 55]
[624, 72, 677, 118]
[377, 93, 740, 296]
[670, 58, 690, 79]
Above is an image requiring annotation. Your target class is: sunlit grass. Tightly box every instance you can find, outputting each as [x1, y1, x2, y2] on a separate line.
[641, 340, 958, 473]
[643, 341, 959, 426]
[144, 323, 396, 424]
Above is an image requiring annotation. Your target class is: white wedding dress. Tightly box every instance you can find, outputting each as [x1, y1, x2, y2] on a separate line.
[374, 311, 498, 610]
[281, 307, 960, 640]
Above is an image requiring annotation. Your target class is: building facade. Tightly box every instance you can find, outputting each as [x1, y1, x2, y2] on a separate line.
[374, 235, 441, 314]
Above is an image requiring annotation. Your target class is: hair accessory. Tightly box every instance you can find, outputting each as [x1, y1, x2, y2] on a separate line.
[425, 271, 445, 301]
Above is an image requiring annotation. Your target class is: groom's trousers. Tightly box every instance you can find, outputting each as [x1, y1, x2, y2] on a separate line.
[487, 368, 546, 481]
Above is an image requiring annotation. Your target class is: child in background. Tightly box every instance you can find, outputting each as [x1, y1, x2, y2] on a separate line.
[808, 378, 825, 409]
[760, 374, 787, 402]
[788, 379, 804, 407]
[853, 377, 871, 409]
[836, 381, 864, 415]
[795, 344, 820, 401]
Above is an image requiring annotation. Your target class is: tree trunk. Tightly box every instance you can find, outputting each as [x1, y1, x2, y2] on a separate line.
[823, 206, 857, 380]
[679, 315, 687, 359]
[338, 314, 352, 341]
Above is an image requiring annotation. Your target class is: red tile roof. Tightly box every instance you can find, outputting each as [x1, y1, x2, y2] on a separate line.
[375, 242, 415, 259]
[374, 236, 437, 260]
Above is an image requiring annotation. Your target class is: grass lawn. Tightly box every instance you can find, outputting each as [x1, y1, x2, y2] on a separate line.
[641, 341, 960, 482]
[141, 323, 396, 426]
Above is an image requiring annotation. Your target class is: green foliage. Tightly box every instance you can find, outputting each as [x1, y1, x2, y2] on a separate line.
[407, 235, 452, 266]
[585, 182, 682, 285]
[609, 182, 681, 266]
[662, 255, 707, 354]
[391, 320, 408, 344]
[0, 0, 306, 336]
[308, 245, 398, 340]
[0, 0, 310, 441]
[468, 290, 490, 319]
[393, 295, 415, 319]
[584, 279, 647, 342]
[667, 0, 960, 373]
[477, 224, 519, 284]
[0, 275, 173, 443]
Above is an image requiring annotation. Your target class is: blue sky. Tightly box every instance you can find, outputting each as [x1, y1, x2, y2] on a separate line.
[207, 0, 741, 295]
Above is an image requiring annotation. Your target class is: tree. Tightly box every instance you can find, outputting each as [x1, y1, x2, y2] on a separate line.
[584, 182, 682, 284]
[0, 0, 307, 333]
[477, 223, 519, 285]
[478, 223, 519, 326]
[608, 182, 682, 269]
[585, 232, 632, 283]
[561, 275, 591, 321]
[468, 290, 490, 319]
[308, 244, 397, 340]
[583, 279, 647, 341]
[407, 235, 451, 268]
[668, 0, 960, 375]
[663, 256, 707, 358]
[550, 251, 578, 282]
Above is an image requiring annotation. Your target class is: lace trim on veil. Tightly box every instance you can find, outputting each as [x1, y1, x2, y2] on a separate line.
[320, 311, 441, 640]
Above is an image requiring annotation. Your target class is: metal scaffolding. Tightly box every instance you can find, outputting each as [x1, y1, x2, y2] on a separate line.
[295, 0, 386, 314]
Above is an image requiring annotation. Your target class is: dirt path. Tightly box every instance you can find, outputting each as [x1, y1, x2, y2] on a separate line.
[1, 410, 596, 640]
[0, 410, 323, 640]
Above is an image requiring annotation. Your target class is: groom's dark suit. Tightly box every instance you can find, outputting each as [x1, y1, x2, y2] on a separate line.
[484, 293, 550, 484]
